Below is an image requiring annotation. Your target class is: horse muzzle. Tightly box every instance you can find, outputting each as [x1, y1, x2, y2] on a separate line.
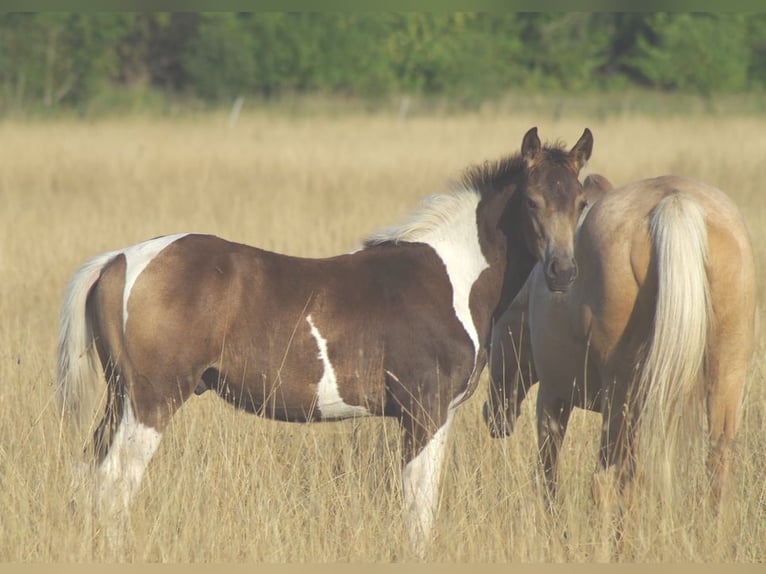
[544, 256, 577, 292]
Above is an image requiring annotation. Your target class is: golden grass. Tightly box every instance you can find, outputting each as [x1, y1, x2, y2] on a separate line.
[0, 110, 763, 562]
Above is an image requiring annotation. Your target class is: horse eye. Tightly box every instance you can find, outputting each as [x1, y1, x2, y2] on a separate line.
[527, 198, 538, 210]
[578, 199, 588, 211]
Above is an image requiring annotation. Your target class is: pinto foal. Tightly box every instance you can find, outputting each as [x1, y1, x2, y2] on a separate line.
[57, 127, 593, 553]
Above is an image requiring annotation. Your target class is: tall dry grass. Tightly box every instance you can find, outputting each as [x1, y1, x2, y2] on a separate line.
[0, 110, 763, 562]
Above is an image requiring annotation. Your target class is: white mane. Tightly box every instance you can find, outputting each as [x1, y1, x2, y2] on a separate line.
[365, 187, 481, 246]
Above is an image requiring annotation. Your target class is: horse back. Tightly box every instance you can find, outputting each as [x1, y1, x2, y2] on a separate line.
[577, 175, 756, 368]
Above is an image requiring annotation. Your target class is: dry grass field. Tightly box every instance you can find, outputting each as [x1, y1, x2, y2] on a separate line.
[0, 109, 763, 562]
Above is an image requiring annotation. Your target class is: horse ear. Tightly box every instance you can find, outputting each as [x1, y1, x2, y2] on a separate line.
[583, 173, 613, 203]
[521, 127, 541, 167]
[569, 128, 593, 171]
[583, 173, 613, 192]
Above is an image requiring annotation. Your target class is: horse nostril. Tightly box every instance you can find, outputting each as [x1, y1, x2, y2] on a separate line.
[545, 257, 578, 292]
[563, 260, 577, 284]
[547, 259, 558, 278]
[548, 258, 577, 285]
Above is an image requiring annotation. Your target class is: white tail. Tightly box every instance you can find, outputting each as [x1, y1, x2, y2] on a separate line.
[56, 250, 120, 432]
[638, 192, 711, 501]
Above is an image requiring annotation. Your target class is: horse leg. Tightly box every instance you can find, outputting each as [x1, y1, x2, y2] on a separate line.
[705, 345, 749, 510]
[72, 350, 161, 554]
[95, 393, 163, 524]
[594, 366, 638, 488]
[399, 404, 456, 558]
[485, 281, 536, 437]
[592, 372, 635, 560]
[535, 388, 572, 504]
[94, 360, 197, 525]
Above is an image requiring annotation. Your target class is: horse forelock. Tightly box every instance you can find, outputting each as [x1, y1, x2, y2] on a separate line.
[459, 142, 572, 197]
[460, 154, 524, 198]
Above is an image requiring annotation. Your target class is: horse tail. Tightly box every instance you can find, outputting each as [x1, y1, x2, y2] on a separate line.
[637, 191, 711, 500]
[56, 249, 120, 433]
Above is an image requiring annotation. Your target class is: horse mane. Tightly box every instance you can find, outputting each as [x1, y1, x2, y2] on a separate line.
[364, 190, 481, 246]
[364, 141, 571, 247]
[460, 141, 571, 197]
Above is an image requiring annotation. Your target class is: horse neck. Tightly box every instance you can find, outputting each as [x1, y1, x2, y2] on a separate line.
[403, 192, 508, 358]
[468, 189, 537, 353]
[490, 198, 538, 324]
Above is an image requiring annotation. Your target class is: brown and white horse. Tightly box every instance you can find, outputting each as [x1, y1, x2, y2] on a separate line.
[485, 174, 757, 511]
[57, 127, 593, 553]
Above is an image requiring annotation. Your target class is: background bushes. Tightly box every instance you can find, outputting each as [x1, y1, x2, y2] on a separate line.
[1, 12, 763, 113]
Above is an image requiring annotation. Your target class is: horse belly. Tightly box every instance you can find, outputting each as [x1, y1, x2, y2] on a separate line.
[214, 314, 384, 423]
[213, 371, 324, 422]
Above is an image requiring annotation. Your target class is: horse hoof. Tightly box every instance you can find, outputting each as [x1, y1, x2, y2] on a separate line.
[482, 402, 510, 438]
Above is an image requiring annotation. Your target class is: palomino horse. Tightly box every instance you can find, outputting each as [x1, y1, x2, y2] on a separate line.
[485, 174, 757, 510]
[57, 127, 593, 553]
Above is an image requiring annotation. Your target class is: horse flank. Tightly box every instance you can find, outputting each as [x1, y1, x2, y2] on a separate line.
[638, 191, 711, 500]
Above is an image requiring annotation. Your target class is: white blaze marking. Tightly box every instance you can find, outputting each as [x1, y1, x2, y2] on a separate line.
[122, 233, 190, 332]
[306, 315, 371, 420]
[97, 401, 162, 516]
[420, 194, 488, 360]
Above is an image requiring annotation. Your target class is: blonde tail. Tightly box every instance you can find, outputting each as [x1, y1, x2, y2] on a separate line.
[56, 250, 119, 433]
[638, 192, 710, 502]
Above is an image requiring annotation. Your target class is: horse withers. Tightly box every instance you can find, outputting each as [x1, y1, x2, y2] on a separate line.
[485, 174, 757, 510]
[57, 127, 593, 554]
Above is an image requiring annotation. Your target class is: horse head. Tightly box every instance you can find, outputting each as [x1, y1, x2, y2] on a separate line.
[518, 126, 593, 292]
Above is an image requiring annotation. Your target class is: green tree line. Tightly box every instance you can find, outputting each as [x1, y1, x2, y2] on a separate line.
[1, 12, 765, 112]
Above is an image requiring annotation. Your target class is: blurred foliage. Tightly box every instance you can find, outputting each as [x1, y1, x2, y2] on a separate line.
[625, 13, 751, 95]
[0, 12, 764, 114]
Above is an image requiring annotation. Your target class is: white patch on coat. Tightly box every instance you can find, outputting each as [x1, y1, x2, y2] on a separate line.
[306, 315, 371, 420]
[96, 401, 162, 517]
[400, 388, 469, 555]
[424, 208, 488, 360]
[365, 191, 488, 360]
[122, 233, 190, 332]
[401, 407, 457, 556]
